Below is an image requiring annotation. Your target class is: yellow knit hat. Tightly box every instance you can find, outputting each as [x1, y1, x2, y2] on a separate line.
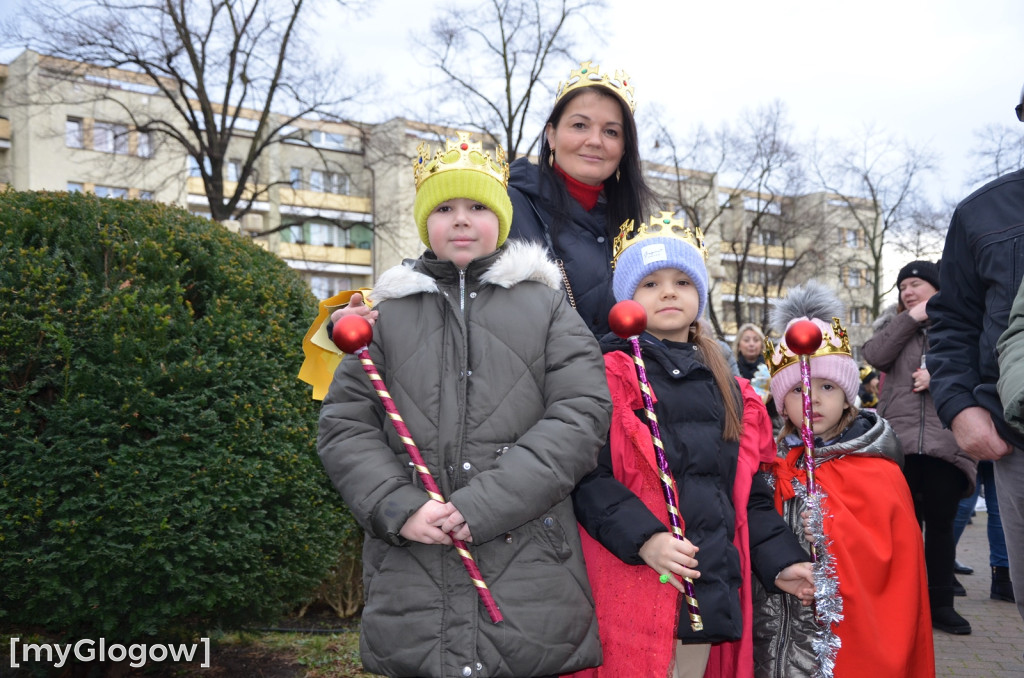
[412, 133, 513, 248]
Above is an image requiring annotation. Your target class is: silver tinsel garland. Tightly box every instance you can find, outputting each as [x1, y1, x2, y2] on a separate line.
[793, 478, 843, 678]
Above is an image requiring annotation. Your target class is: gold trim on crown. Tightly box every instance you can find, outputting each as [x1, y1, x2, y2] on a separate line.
[555, 61, 636, 113]
[763, 317, 852, 377]
[611, 212, 707, 270]
[413, 132, 509, 191]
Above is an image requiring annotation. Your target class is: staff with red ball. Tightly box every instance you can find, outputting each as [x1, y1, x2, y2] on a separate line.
[331, 315, 503, 625]
[608, 299, 704, 632]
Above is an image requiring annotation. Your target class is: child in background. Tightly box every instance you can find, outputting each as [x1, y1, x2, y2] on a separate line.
[571, 213, 814, 678]
[753, 282, 934, 677]
[318, 133, 610, 678]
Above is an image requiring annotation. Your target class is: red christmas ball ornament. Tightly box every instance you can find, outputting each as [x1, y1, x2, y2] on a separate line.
[332, 314, 374, 354]
[785, 319, 823, 356]
[608, 300, 648, 339]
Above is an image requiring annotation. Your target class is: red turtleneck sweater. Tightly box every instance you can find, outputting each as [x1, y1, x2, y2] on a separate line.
[554, 162, 604, 211]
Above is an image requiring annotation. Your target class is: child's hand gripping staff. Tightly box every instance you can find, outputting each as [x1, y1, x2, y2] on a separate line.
[784, 318, 826, 624]
[332, 314, 503, 624]
[608, 300, 704, 632]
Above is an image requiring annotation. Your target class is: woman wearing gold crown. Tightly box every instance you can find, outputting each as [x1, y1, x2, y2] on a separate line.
[300, 61, 655, 399]
[506, 61, 656, 337]
[752, 282, 934, 678]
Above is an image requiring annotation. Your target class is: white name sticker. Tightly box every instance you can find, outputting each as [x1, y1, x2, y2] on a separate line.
[641, 243, 668, 266]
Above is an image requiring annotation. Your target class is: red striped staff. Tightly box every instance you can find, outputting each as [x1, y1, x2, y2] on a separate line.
[332, 314, 503, 624]
[608, 300, 703, 632]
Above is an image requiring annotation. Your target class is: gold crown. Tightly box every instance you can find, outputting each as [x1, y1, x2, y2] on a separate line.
[555, 61, 636, 113]
[611, 212, 707, 270]
[763, 317, 852, 377]
[413, 132, 509, 191]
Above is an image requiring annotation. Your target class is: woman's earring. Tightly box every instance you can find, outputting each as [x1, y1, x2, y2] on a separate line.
[548, 150, 555, 167]
[615, 167, 621, 181]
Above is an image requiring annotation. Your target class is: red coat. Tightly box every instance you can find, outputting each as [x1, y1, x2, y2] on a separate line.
[567, 351, 776, 678]
[772, 435, 934, 677]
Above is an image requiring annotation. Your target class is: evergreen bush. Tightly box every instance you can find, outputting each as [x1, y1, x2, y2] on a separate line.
[0, 191, 359, 641]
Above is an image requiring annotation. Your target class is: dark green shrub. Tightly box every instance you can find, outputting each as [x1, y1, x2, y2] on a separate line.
[0, 191, 359, 641]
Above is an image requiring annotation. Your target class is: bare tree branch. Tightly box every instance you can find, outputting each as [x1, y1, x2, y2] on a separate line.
[5, 0, 368, 222]
[415, 0, 606, 161]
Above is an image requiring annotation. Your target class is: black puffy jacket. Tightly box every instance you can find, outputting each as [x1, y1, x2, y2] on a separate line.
[929, 168, 1024, 449]
[573, 333, 808, 644]
[507, 157, 617, 336]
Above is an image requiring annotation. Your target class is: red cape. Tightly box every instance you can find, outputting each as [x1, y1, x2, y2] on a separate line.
[566, 351, 775, 678]
[773, 445, 934, 677]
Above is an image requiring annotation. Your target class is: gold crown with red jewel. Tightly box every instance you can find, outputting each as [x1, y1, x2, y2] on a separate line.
[555, 60, 636, 113]
[611, 212, 707, 270]
[763, 316, 852, 377]
[412, 131, 509, 191]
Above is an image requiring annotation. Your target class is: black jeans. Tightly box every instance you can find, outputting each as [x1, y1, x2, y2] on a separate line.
[903, 453, 969, 607]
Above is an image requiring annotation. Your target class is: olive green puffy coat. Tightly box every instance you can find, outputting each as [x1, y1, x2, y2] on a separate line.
[319, 242, 609, 678]
[998, 277, 1024, 436]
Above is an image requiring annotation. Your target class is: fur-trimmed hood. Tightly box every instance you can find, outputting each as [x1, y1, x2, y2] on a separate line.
[871, 303, 900, 332]
[371, 240, 562, 303]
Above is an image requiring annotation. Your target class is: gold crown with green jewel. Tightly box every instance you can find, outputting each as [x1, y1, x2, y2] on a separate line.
[412, 131, 509, 191]
[611, 211, 707, 270]
[556, 60, 636, 113]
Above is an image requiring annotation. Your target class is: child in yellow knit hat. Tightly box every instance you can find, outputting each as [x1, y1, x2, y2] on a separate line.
[317, 133, 610, 678]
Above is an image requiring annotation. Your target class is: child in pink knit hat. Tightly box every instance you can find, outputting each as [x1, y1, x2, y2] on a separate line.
[753, 281, 935, 677]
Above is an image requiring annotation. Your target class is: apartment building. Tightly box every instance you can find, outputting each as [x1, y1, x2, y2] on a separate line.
[645, 163, 877, 351]
[0, 49, 876, 350]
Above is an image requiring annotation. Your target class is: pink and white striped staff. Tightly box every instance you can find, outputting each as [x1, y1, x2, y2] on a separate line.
[332, 314, 503, 624]
[609, 300, 703, 632]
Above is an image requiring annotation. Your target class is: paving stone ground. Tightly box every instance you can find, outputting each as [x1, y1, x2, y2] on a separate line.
[934, 511, 1024, 677]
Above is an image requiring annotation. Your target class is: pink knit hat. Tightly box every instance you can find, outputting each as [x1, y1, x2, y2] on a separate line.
[766, 318, 860, 407]
[764, 282, 860, 408]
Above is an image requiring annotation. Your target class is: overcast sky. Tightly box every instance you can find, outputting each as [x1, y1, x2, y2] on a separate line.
[322, 0, 1024, 207]
[3, 0, 1023, 207]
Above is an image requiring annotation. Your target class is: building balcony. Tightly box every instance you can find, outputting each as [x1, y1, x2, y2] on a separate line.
[275, 241, 371, 266]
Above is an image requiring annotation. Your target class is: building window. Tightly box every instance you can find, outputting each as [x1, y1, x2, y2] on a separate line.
[188, 156, 204, 178]
[94, 185, 128, 199]
[137, 131, 152, 158]
[66, 118, 84, 148]
[309, 274, 354, 300]
[93, 121, 129, 154]
[285, 220, 360, 247]
[290, 167, 302, 189]
[226, 159, 241, 182]
[310, 130, 348, 151]
[758, 229, 781, 247]
[67, 182, 84, 192]
[841, 266, 863, 288]
[139, 190, 154, 200]
[328, 172, 350, 195]
[839, 228, 861, 248]
[309, 170, 325, 192]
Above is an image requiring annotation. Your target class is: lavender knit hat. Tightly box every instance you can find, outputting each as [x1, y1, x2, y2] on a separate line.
[612, 236, 709, 319]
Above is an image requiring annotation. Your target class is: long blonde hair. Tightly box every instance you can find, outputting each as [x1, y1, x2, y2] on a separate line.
[691, 320, 743, 442]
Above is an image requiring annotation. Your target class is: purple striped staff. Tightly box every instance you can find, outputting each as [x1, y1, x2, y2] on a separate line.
[332, 314, 503, 624]
[784, 319, 825, 624]
[608, 300, 703, 632]
[784, 320, 824, 546]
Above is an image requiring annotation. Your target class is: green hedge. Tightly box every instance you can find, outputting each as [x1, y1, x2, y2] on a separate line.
[0, 191, 357, 640]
